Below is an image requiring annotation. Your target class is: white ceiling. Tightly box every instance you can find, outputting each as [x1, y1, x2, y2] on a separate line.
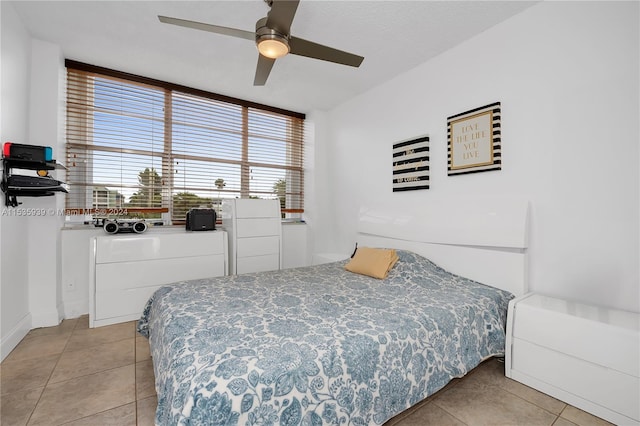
[10, 0, 537, 114]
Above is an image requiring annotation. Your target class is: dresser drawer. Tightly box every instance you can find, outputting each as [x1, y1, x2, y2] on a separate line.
[512, 295, 639, 376]
[236, 218, 281, 238]
[95, 231, 226, 263]
[235, 198, 281, 218]
[512, 339, 639, 422]
[95, 254, 225, 292]
[237, 254, 279, 274]
[96, 287, 160, 320]
[237, 236, 279, 258]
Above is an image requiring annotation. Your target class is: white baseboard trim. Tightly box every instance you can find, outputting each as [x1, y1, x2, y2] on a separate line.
[1, 313, 32, 362]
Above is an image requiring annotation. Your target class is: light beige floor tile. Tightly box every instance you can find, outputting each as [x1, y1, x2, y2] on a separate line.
[65, 321, 135, 351]
[393, 402, 466, 426]
[0, 353, 58, 394]
[136, 359, 156, 400]
[137, 395, 158, 426]
[136, 336, 151, 362]
[74, 315, 90, 330]
[386, 397, 431, 425]
[3, 333, 70, 363]
[49, 338, 134, 384]
[27, 364, 135, 425]
[27, 318, 78, 338]
[553, 417, 578, 426]
[502, 380, 567, 416]
[384, 408, 412, 426]
[62, 402, 137, 426]
[559, 406, 614, 426]
[0, 386, 43, 426]
[463, 359, 567, 415]
[429, 376, 461, 401]
[433, 382, 557, 426]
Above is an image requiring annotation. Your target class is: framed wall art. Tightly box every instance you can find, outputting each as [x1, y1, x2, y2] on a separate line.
[447, 102, 501, 176]
[392, 135, 429, 192]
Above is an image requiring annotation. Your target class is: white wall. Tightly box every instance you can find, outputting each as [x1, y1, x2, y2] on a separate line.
[26, 38, 66, 327]
[0, 2, 33, 359]
[0, 4, 67, 359]
[317, 2, 639, 312]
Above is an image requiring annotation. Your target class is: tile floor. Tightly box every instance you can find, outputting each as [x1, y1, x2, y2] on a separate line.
[0, 316, 613, 426]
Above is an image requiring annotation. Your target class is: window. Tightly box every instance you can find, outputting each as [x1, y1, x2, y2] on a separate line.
[65, 61, 305, 224]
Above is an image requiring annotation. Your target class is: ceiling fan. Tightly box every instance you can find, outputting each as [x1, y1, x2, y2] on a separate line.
[158, 0, 364, 86]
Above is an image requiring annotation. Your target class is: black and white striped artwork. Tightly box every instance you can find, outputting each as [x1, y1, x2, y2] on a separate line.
[447, 102, 501, 176]
[392, 136, 429, 192]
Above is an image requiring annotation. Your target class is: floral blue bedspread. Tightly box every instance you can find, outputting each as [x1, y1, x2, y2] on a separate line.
[138, 250, 513, 426]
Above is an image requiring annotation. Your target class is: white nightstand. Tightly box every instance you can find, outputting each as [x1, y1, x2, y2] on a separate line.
[505, 293, 640, 426]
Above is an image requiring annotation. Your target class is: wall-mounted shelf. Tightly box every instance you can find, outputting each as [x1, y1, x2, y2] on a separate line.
[1, 143, 68, 207]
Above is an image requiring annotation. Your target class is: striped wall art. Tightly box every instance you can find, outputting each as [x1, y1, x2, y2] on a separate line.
[447, 102, 501, 176]
[392, 136, 429, 192]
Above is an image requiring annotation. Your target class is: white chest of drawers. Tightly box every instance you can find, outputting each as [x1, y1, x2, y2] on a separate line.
[506, 293, 640, 425]
[89, 230, 227, 328]
[223, 198, 282, 275]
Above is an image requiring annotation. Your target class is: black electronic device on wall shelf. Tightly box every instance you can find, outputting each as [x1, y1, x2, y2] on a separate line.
[1, 142, 69, 207]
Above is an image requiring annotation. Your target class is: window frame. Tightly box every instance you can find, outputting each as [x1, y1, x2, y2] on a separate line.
[65, 60, 305, 224]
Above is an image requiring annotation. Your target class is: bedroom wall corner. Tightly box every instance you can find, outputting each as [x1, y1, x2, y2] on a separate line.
[321, 1, 639, 313]
[0, 1, 34, 360]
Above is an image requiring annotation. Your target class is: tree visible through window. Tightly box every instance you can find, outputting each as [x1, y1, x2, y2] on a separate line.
[129, 168, 162, 218]
[65, 61, 305, 224]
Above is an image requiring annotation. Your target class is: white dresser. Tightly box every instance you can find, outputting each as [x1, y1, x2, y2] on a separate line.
[506, 293, 640, 426]
[223, 198, 282, 275]
[89, 230, 227, 328]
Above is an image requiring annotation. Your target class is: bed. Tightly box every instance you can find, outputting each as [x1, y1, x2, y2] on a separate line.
[138, 197, 530, 425]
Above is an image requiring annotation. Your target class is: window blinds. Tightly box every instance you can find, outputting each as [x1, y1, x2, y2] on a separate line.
[65, 61, 305, 223]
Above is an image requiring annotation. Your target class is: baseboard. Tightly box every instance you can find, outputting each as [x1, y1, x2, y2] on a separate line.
[1, 313, 32, 362]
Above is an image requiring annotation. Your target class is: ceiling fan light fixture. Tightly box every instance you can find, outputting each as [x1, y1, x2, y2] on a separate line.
[257, 36, 290, 59]
[255, 17, 289, 59]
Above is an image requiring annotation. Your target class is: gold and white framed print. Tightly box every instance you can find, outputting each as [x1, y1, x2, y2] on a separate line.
[447, 102, 501, 176]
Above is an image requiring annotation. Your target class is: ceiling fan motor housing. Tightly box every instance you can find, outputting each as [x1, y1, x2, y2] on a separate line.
[255, 17, 290, 58]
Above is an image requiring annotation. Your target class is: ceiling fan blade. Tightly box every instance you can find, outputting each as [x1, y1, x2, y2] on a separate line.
[158, 16, 255, 41]
[254, 55, 276, 86]
[289, 37, 364, 67]
[266, 0, 300, 35]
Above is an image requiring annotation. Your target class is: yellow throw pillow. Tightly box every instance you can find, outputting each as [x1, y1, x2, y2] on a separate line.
[344, 247, 399, 279]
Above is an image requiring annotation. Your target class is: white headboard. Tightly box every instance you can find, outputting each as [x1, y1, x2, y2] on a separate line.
[356, 197, 530, 296]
